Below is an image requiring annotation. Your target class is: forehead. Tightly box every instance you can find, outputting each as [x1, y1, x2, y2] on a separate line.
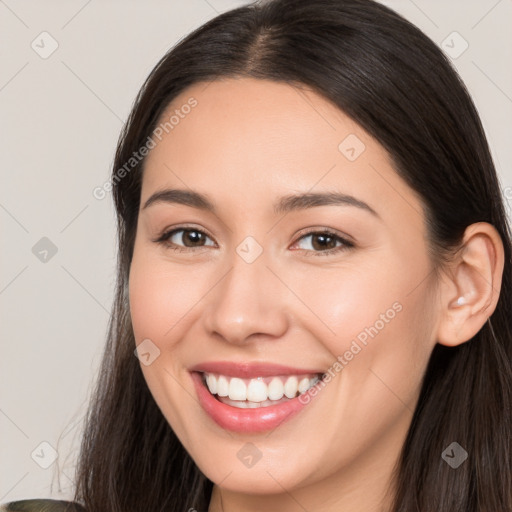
[141, 77, 424, 223]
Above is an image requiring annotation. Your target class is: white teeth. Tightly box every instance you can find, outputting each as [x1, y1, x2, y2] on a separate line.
[247, 378, 268, 402]
[206, 373, 217, 394]
[267, 377, 284, 400]
[284, 376, 298, 399]
[203, 372, 321, 405]
[218, 396, 291, 408]
[217, 375, 229, 397]
[298, 377, 310, 393]
[228, 378, 246, 400]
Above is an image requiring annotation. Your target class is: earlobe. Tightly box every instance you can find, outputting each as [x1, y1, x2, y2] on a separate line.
[436, 222, 504, 347]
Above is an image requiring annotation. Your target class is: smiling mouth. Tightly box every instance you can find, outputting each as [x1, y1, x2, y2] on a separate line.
[200, 372, 323, 409]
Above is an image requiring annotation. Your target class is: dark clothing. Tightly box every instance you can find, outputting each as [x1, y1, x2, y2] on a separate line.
[0, 500, 86, 512]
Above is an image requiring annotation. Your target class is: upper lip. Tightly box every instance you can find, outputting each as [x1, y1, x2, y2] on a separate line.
[189, 361, 324, 378]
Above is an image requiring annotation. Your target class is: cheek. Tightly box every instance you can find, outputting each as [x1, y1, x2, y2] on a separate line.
[128, 251, 208, 443]
[291, 253, 435, 374]
[291, 261, 404, 345]
[128, 252, 206, 344]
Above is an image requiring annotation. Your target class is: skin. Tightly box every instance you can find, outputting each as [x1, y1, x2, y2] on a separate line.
[128, 78, 504, 512]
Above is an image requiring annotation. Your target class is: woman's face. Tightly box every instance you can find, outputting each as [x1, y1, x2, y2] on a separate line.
[129, 78, 441, 501]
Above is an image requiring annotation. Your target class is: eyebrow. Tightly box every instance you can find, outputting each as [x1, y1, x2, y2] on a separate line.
[142, 188, 379, 218]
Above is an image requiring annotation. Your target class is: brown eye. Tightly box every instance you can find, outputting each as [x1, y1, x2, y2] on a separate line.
[310, 233, 338, 251]
[292, 230, 354, 256]
[175, 229, 208, 247]
[155, 228, 216, 251]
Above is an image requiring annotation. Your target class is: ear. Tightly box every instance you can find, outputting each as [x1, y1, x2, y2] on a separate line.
[436, 222, 505, 347]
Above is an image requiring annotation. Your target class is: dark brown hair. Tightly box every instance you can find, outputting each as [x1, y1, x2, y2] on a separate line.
[73, 0, 512, 510]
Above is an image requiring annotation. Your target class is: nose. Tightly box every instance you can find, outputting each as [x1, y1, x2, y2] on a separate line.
[202, 249, 289, 345]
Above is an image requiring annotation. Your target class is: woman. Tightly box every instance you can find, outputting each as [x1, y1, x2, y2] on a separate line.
[3, 0, 510, 510]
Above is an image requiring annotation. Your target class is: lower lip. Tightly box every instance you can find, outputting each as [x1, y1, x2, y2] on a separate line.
[190, 372, 318, 433]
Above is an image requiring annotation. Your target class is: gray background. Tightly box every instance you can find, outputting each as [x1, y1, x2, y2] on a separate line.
[1, 0, 511, 503]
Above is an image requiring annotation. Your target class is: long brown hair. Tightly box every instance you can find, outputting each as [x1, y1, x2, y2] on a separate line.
[73, 0, 512, 510]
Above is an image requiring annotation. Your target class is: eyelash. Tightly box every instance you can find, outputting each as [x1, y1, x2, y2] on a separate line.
[153, 225, 355, 257]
